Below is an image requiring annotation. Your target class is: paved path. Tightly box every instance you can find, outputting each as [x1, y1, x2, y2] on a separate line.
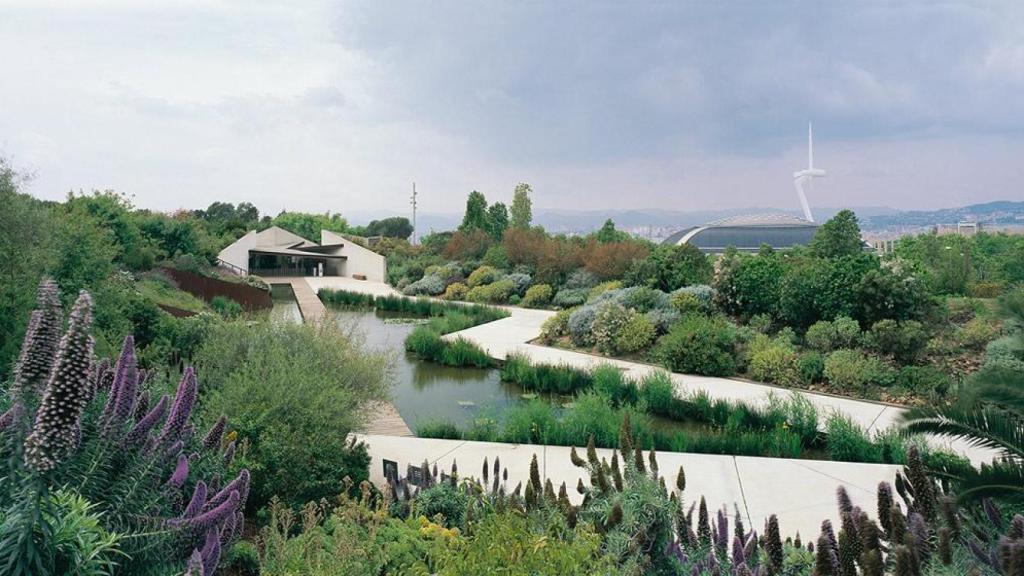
[305, 277, 989, 464]
[358, 434, 898, 539]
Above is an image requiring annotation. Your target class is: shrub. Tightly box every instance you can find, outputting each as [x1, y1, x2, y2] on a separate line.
[896, 365, 952, 396]
[805, 316, 861, 352]
[620, 286, 671, 312]
[982, 336, 1024, 374]
[797, 351, 825, 384]
[522, 284, 553, 307]
[673, 284, 714, 307]
[211, 294, 244, 318]
[466, 279, 515, 303]
[403, 274, 446, 296]
[225, 541, 261, 576]
[505, 272, 532, 296]
[482, 244, 510, 269]
[467, 265, 502, 287]
[197, 319, 387, 512]
[552, 288, 589, 308]
[651, 313, 739, 376]
[671, 291, 703, 315]
[443, 282, 468, 300]
[748, 341, 801, 387]
[958, 316, 1001, 351]
[587, 280, 622, 300]
[644, 308, 680, 335]
[563, 269, 598, 290]
[415, 483, 471, 529]
[823, 349, 888, 392]
[539, 308, 572, 343]
[865, 319, 929, 364]
[969, 281, 1003, 298]
[592, 303, 632, 354]
[615, 314, 657, 355]
[567, 305, 599, 347]
[825, 413, 880, 463]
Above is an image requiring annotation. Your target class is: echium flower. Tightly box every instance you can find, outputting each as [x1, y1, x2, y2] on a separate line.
[205, 470, 250, 513]
[124, 395, 168, 449]
[168, 453, 189, 489]
[24, 292, 94, 473]
[101, 336, 139, 436]
[172, 490, 239, 533]
[11, 279, 63, 399]
[183, 481, 208, 518]
[156, 368, 198, 447]
[184, 550, 202, 576]
[202, 415, 226, 450]
[200, 527, 221, 576]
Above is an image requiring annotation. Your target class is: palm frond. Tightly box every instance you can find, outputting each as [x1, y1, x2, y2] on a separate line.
[900, 406, 1024, 461]
[954, 459, 1024, 503]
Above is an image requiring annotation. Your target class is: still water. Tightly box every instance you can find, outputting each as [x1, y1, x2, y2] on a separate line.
[269, 285, 525, 430]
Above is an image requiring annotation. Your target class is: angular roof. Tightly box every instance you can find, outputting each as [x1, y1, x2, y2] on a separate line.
[247, 226, 347, 259]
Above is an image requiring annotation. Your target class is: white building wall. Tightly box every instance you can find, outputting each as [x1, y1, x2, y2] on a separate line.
[217, 230, 258, 273]
[321, 230, 387, 282]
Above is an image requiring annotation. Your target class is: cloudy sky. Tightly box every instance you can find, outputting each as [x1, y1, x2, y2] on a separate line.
[1, 1, 1023, 218]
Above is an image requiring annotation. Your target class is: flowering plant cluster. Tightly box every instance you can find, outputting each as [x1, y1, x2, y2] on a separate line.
[0, 280, 248, 576]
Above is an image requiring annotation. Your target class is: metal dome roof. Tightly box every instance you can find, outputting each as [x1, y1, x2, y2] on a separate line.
[704, 213, 815, 227]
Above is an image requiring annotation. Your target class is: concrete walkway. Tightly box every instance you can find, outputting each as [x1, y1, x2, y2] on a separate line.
[359, 434, 898, 539]
[272, 276, 328, 322]
[304, 276, 989, 463]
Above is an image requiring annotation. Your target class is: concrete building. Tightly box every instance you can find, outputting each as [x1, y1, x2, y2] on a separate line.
[662, 213, 819, 253]
[217, 226, 387, 282]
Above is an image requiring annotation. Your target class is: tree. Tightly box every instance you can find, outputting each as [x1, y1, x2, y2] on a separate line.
[594, 219, 629, 244]
[623, 244, 713, 292]
[811, 209, 864, 259]
[365, 217, 413, 240]
[486, 202, 509, 240]
[510, 183, 533, 230]
[270, 211, 349, 242]
[460, 191, 489, 233]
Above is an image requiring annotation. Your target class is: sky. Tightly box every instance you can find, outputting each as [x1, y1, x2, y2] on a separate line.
[1, 1, 1023, 219]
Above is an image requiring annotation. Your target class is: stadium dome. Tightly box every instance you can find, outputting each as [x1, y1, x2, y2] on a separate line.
[661, 213, 818, 253]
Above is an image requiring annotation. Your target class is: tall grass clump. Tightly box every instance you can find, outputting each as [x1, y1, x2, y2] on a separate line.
[417, 419, 463, 440]
[591, 364, 638, 407]
[500, 353, 592, 393]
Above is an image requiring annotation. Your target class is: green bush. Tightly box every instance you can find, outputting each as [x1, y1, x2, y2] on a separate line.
[225, 541, 261, 576]
[443, 282, 468, 300]
[539, 308, 572, 343]
[865, 319, 929, 364]
[552, 288, 589, 308]
[467, 265, 501, 287]
[415, 483, 470, 528]
[592, 302, 631, 354]
[651, 313, 738, 376]
[210, 294, 244, 318]
[819, 344, 876, 389]
[522, 283, 553, 307]
[896, 365, 952, 396]
[804, 316, 860, 352]
[825, 413, 880, 463]
[614, 313, 657, 355]
[670, 291, 703, 315]
[466, 278, 515, 303]
[958, 316, 1001, 351]
[197, 319, 389, 512]
[748, 341, 801, 387]
[797, 351, 825, 384]
[587, 280, 622, 300]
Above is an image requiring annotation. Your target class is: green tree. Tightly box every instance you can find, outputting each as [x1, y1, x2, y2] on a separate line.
[811, 209, 864, 259]
[0, 161, 55, 379]
[714, 246, 784, 320]
[624, 244, 712, 292]
[460, 191, 489, 233]
[365, 217, 413, 239]
[270, 211, 349, 242]
[510, 183, 533, 230]
[594, 219, 628, 244]
[486, 202, 509, 239]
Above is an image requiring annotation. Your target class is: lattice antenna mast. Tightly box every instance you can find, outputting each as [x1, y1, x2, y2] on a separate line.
[410, 182, 418, 245]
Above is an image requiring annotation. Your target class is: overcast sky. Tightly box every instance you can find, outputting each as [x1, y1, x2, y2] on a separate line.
[2, 1, 1023, 218]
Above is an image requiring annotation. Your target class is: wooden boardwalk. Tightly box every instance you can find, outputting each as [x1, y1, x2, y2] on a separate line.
[269, 277, 413, 437]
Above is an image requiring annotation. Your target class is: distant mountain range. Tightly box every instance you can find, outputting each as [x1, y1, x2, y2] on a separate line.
[346, 201, 1024, 236]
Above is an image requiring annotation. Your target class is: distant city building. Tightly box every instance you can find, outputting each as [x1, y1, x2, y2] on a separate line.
[661, 213, 819, 253]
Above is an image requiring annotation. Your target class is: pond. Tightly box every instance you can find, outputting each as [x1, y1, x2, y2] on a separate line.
[270, 285, 530, 430]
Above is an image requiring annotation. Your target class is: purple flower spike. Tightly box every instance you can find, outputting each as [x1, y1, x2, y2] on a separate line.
[206, 470, 249, 512]
[203, 416, 227, 450]
[103, 336, 139, 436]
[184, 550, 203, 576]
[200, 527, 221, 576]
[183, 481, 208, 518]
[184, 490, 240, 533]
[157, 368, 197, 447]
[168, 453, 189, 489]
[124, 395, 169, 449]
